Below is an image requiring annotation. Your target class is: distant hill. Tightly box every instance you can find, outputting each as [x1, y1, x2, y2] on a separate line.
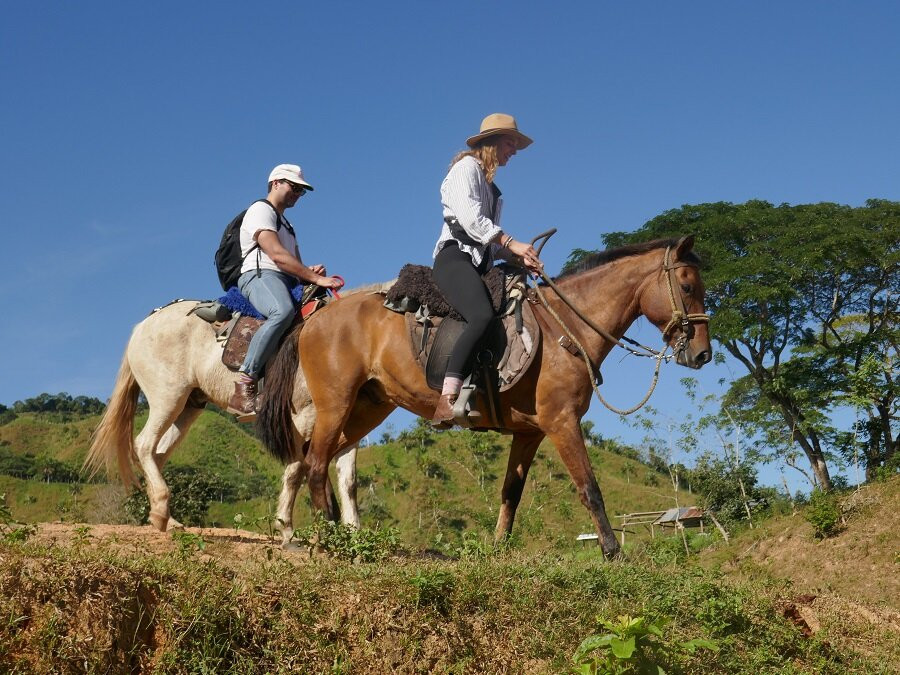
[0, 409, 695, 551]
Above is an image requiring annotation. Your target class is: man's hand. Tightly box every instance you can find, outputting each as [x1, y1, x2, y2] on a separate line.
[317, 275, 344, 290]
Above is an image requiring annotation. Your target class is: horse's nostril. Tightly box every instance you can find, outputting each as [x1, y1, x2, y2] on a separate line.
[697, 350, 711, 365]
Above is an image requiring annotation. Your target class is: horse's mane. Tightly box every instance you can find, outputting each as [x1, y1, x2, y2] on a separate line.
[555, 238, 699, 281]
[343, 278, 397, 295]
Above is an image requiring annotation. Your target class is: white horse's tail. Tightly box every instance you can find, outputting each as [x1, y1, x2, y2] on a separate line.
[84, 353, 141, 489]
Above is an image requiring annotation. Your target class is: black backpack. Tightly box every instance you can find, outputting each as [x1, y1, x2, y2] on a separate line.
[214, 199, 289, 291]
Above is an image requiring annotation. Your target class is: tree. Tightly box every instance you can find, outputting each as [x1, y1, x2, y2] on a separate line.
[12, 392, 106, 416]
[587, 200, 899, 490]
[687, 453, 763, 526]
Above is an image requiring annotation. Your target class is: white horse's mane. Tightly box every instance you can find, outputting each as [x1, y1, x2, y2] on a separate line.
[343, 278, 397, 295]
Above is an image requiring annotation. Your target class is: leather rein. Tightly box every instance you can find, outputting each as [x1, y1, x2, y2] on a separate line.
[527, 231, 710, 415]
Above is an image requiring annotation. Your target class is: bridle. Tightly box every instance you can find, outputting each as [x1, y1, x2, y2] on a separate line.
[660, 246, 711, 358]
[528, 236, 710, 415]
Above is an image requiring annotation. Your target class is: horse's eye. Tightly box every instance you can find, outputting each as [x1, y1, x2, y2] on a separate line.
[681, 283, 693, 294]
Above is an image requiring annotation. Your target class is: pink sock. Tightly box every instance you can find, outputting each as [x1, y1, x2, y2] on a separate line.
[441, 376, 463, 396]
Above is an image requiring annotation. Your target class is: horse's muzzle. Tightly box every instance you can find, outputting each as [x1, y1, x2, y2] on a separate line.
[676, 346, 712, 369]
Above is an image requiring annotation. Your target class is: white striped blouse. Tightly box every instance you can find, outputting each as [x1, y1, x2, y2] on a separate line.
[433, 155, 503, 266]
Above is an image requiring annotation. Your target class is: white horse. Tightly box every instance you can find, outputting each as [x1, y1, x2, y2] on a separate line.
[84, 289, 390, 546]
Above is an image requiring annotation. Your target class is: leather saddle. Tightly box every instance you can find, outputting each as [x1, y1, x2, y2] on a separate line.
[189, 284, 331, 371]
[384, 263, 542, 428]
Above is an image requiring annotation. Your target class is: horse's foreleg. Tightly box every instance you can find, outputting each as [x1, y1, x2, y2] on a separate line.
[546, 424, 620, 559]
[334, 445, 360, 528]
[495, 431, 544, 542]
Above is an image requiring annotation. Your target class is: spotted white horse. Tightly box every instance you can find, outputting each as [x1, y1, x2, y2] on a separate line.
[84, 289, 389, 546]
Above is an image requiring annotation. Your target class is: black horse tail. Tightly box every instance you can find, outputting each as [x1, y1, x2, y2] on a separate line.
[256, 323, 302, 465]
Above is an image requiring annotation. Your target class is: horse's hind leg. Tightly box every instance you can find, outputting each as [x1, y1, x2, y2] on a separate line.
[147, 405, 205, 529]
[134, 393, 193, 532]
[495, 431, 544, 542]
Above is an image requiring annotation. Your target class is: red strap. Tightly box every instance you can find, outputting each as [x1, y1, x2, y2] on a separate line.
[329, 275, 345, 299]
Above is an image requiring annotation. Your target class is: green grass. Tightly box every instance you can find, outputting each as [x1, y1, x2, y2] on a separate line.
[0, 536, 859, 674]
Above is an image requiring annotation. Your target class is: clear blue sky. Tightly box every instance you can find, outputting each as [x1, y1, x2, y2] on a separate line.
[2, 2, 897, 491]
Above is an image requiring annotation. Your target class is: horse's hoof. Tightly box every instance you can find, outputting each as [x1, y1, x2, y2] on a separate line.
[148, 511, 169, 532]
[281, 541, 303, 552]
[167, 518, 185, 531]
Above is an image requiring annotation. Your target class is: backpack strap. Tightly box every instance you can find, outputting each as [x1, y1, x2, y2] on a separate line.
[248, 199, 294, 279]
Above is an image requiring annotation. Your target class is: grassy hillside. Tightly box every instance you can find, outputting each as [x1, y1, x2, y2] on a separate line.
[2, 412, 896, 672]
[0, 529, 863, 674]
[700, 475, 900, 612]
[0, 411, 696, 553]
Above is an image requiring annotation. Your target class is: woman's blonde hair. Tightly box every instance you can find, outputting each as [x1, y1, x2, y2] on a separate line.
[449, 140, 500, 183]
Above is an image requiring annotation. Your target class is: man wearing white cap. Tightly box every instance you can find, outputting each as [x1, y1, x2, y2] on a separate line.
[228, 163, 344, 416]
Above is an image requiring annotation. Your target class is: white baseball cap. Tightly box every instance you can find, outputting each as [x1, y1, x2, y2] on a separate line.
[268, 164, 314, 191]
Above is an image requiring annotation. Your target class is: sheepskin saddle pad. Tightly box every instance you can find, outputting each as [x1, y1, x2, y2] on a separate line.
[383, 263, 541, 392]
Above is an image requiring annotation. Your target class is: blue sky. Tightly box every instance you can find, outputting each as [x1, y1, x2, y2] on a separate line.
[2, 2, 897, 491]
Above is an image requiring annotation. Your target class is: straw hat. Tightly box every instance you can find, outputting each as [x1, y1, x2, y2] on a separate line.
[465, 113, 533, 150]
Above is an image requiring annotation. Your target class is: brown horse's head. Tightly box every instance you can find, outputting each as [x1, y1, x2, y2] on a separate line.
[640, 235, 712, 369]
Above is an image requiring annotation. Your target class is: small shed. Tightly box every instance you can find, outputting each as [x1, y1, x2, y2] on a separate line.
[615, 506, 705, 546]
[653, 507, 705, 531]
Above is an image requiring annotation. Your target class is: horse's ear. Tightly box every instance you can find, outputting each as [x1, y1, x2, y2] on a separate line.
[675, 234, 695, 258]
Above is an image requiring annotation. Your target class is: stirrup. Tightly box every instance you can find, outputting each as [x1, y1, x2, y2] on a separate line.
[452, 376, 480, 428]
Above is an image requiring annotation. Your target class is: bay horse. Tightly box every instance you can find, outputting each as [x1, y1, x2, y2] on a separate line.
[260, 235, 711, 559]
[82, 294, 382, 535]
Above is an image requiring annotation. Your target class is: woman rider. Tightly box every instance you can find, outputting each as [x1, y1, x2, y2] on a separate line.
[431, 113, 543, 425]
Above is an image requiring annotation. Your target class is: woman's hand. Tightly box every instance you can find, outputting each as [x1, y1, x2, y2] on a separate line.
[506, 239, 544, 274]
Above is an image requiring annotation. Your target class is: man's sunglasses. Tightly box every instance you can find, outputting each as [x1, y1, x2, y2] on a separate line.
[283, 181, 307, 196]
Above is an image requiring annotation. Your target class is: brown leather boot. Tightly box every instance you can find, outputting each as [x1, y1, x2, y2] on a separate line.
[430, 393, 457, 427]
[228, 377, 257, 419]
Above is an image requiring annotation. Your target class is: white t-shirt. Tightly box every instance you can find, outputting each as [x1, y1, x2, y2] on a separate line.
[239, 201, 300, 275]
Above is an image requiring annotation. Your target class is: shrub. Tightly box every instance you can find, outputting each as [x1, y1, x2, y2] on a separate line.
[291, 518, 400, 563]
[121, 466, 227, 526]
[805, 488, 842, 538]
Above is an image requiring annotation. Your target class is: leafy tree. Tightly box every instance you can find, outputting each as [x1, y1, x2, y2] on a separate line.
[33, 456, 81, 484]
[0, 448, 36, 479]
[398, 417, 437, 452]
[687, 454, 762, 526]
[585, 200, 900, 490]
[11, 392, 106, 416]
[580, 420, 603, 447]
[123, 465, 227, 526]
[0, 404, 16, 426]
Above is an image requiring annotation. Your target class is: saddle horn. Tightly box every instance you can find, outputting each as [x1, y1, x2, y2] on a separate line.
[530, 228, 557, 256]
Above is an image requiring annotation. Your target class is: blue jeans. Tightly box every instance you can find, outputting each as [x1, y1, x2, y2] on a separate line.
[237, 269, 297, 379]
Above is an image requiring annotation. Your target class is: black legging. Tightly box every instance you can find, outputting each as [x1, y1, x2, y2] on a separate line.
[432, 243, 494, 379]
